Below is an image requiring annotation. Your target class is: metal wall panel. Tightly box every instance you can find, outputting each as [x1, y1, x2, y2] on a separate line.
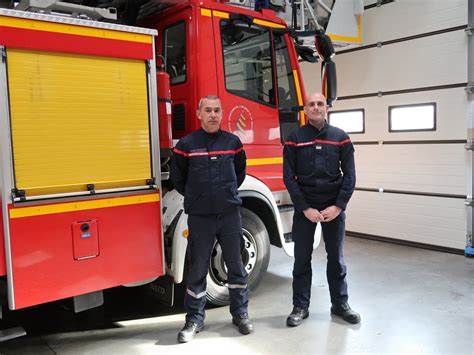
[346, 191, 466, 249]
[332, 89, 466, 141]
[335, 30, 467, 96]
[354, 144, 466, 195]
[362, 0, 467, 45]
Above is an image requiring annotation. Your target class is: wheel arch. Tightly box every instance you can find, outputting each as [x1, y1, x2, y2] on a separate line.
[241, 192, 281, 248]
[239, 174, 288, 251]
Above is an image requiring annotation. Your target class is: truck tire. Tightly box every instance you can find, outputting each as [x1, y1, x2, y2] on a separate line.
[206, 207, 271, 306]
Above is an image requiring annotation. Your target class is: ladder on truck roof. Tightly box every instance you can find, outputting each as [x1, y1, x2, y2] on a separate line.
[251, 0, 363, 48]
[15, 0, 117, 20]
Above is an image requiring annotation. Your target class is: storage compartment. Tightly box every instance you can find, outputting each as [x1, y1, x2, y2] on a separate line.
[72, 220, 99, 260]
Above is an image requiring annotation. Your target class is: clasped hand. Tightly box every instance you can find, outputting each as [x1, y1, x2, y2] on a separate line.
[303, 206, 341, 223]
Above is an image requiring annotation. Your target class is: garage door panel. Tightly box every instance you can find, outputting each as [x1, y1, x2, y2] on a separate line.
[355, 176, 465, 195]
[346, 191, 466, 248]
[331, 88, 467, 141]
[335, 31, 467, 97]
[355, 145, 466, 194]
[362, 0, 467, 45]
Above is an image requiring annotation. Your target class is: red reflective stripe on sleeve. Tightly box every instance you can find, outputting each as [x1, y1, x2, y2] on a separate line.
[284, 141, 298, 146]
[173, 148, 189, 157]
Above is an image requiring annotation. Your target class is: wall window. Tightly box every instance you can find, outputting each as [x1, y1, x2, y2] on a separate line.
[221, 20, 275, 106]
[389, 103, 436, 132]
[328, 109, 365, 134]
[164, 22, 186, 85]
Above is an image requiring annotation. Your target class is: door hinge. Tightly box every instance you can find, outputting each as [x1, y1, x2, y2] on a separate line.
[465, 82, 474, 94]
[11, 188, 26, 201]
[465, 25, 473, 36]
[465, 198, 474, 207]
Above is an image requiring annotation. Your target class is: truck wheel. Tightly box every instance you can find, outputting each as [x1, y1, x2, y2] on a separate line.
[206, 208, 270, 306]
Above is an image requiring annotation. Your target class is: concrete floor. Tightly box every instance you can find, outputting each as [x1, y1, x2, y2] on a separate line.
[0, 237, 473, 354]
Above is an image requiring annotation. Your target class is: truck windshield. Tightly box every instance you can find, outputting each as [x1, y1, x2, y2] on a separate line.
[221, 20, 275, 107]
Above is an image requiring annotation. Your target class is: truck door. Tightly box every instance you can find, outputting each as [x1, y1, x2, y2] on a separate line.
[212, 14, 303, 185]
[158, 6, 194, 139]
[214, 17, 280, 147]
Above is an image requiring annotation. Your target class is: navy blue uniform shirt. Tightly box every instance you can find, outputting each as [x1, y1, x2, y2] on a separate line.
[283, 122, 356, 213]
[170, 128, 246, 215]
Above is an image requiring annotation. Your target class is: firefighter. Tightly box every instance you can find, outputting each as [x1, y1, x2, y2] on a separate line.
[283, 92, 361, 326]
[170, 95, 254, 343]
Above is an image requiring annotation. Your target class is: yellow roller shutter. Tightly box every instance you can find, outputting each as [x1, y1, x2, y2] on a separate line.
[7, 48, 152, 197]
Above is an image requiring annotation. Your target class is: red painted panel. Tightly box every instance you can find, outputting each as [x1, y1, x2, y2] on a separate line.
[0, 201, 5, 276]
[8, 199, 163, 309]
[247, 169, 286, 192]
[245, 144, 285, 192]
[0, 26, 153, 60]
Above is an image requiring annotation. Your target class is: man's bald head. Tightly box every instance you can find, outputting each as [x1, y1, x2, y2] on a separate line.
[304, 92, 328, 129]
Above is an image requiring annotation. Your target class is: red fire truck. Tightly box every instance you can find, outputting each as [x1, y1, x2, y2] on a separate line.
[0, 0, 335, 317]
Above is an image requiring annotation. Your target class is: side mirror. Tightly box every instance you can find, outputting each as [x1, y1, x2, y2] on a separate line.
[322, 60, 337, 107]
[315, 33, 337, 107]
[315, 33, 335, 60]
[221, 23, 245, 45]
[295, 44, 318, 63]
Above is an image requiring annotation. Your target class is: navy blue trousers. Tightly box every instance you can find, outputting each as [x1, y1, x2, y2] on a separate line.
[292, 211, 348, 308]
[185, 207, 248, 324]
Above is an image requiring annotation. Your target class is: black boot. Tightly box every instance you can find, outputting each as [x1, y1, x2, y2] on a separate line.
[177, 321, 204, 343]
[331, 302, 361, 324]
[286, 306, 309, 327]
[232, 313, 254, 335]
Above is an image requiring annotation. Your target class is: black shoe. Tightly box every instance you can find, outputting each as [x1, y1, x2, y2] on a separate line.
[177, 321, 204, 343]
[286, 306, 309, 327]
[331, 302, 361, 324]
[232, 313, 254, 335]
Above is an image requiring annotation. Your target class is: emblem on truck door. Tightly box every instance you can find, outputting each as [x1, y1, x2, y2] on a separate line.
[228, 105, 254, 142]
